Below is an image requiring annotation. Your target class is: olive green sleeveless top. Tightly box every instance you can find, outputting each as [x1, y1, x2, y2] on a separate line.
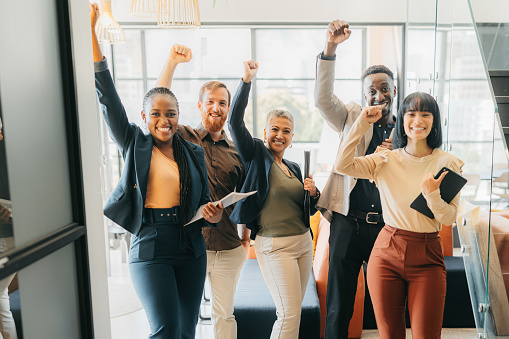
[257, 163, 308, 237]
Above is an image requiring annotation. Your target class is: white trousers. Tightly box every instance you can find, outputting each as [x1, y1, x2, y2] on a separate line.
[0, 237, 17, 339]
[255, 231, 313, 339]
[206, 244, 247, 339]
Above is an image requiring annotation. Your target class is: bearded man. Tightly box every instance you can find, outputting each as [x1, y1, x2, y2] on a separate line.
[155, 44, 248, 339]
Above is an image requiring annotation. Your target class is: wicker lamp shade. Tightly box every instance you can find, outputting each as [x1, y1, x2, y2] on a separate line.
[96, 1, 126, 44]
[130, 0, 160, 18]
[157, 0, 201, 29]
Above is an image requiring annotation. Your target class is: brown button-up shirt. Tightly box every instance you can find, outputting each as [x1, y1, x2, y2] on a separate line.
[178, 124, 245, 251]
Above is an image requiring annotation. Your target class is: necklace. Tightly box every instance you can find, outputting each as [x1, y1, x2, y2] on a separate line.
[275, 161, 291, 177]
[403, 146, 432, 158]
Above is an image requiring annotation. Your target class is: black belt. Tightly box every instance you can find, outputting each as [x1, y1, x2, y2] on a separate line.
[143, 207, 180, 224]
[348, 209, 384, 224]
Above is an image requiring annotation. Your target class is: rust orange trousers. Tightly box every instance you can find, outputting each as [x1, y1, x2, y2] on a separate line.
[367, 225, 446, 339]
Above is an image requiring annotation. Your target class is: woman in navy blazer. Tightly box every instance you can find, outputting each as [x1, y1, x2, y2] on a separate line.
[90, 6, 222, 339]
[228, 61, 320, 339]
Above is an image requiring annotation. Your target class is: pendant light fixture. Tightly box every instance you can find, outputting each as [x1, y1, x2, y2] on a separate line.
[157, 0, 201, 29]
[130, 0, 160, 18]
[95, 1, 126, 44]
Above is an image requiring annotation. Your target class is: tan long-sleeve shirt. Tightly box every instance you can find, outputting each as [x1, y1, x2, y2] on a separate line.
[335, 117, 464, 233]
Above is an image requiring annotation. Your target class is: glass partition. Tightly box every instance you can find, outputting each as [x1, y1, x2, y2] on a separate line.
[448, 1, 497, 337]
[407, 0, 509, 337]
[406, 1, 437, 96]
[428, 0, 509, 338]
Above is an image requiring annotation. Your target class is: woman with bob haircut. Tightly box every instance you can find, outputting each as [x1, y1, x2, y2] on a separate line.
[335, 92, 464, 339]
[228, 60, 320, 339]
[90, 5, 223, 339]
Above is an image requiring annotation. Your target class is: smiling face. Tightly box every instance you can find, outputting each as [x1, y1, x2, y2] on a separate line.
[198, 87, 229, 133]
[264, 116, 294, 157]
[363, 73, 396, 119]
[141, 94, 179, 145]
[403, 109, 434, 142]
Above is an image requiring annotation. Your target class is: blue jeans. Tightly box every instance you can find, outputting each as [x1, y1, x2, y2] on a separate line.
[129, 222, 207, 339]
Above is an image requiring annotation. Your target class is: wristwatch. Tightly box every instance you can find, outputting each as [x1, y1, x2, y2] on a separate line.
[312, 188, 321, 200]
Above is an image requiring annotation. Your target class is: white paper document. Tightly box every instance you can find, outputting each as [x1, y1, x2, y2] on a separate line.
[0, 199, 12, 211]
[185, 190, 257, 226]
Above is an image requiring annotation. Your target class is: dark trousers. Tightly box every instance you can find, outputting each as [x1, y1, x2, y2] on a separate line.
[367, 225, 446, 339]
[129, 222, 207, 339]
[324, 212, 383, 339]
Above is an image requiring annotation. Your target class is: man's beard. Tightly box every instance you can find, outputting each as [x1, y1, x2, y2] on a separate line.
[202, 115, 226, 133]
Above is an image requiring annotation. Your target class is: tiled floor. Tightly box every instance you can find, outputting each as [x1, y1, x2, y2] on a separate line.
[108, 248, 479, 339]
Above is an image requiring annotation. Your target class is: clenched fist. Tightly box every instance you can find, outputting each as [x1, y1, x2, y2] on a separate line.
[242, 60, 258, 83]
[90, 3, 99, 29]
[327, 19, 352, 45]
[360, 106, 382, 124]
[170, 44, 192, 64]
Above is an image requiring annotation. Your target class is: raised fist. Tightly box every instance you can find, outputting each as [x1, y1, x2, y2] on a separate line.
[327, 19, 352, 45]
[170, 44, 192, 64]
[90, 3, 100, 28]
[242, 60, 258, 83]
[360, 106, 382, 124]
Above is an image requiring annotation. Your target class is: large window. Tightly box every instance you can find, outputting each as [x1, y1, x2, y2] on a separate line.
[106, 24, 403, 189]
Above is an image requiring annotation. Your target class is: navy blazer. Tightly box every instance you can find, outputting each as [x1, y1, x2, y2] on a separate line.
[228, 80, 317, 240]
[95, 59, 213, 257]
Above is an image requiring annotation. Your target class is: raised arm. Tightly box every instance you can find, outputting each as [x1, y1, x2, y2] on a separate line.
[155, 44, 192, 89]
[91, 4, 135, 155]
[90, 4, 104, 62]
[334, 106, 384, 180]
[227, 60, 259, 163]
[315, 19, 358, 132]
[324, 19, 352, 57]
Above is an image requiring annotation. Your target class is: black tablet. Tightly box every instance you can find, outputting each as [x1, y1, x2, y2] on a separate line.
[410, 167, 467, 219]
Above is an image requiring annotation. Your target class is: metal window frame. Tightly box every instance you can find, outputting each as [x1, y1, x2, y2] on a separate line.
[0, 0, 94, 337]
[111, 24, 402, 142]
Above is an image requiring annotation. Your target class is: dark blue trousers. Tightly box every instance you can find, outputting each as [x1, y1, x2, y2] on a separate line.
[324, 212, 383, 339]
[129, 222, 207, 339]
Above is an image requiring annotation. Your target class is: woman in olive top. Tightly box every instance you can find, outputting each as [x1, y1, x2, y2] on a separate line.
[90, 5, 222, 339]
[335, 92, 464, 339]
[228, 60, 320, 339]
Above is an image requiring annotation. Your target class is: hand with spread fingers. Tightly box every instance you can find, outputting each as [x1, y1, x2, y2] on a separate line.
[421, 171, 447, 195]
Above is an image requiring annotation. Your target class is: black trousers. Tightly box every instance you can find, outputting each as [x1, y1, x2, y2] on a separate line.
[129, 222, 207, 339]
[324, 212, 383, 339]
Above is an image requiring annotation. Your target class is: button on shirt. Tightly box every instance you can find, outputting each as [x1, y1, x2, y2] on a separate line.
[178, 124, 245, 251]
[349, 120, 395, 213]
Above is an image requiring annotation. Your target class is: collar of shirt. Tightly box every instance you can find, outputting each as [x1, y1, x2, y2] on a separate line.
[373, 115, 396, 130]
[196, 123, 234, 147]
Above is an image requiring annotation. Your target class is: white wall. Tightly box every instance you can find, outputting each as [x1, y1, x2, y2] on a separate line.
[111, 0, 508, 25]
[71, 0, 112, 338]
[0, 0, 111, 337]
[113, 0, 409, 24]
[470, 0, 509, 23]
